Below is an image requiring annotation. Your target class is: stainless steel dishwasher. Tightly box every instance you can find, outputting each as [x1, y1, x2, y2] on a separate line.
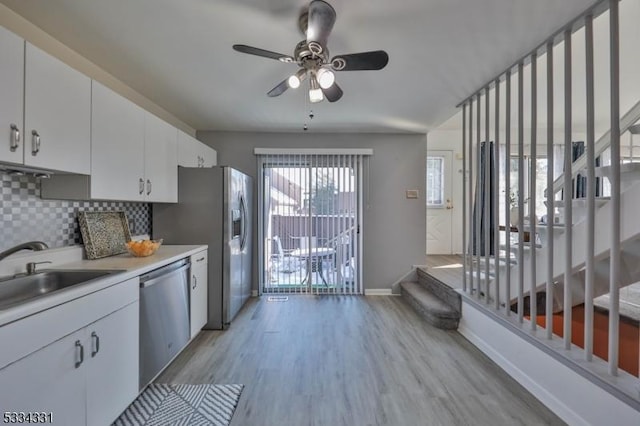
[139, 258, 190, 389]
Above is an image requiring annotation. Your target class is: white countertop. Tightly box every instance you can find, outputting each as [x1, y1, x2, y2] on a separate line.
[0, 245, 207, 327]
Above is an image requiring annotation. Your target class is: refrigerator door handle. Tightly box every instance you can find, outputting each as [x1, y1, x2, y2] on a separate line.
[239, 194, 248, 251]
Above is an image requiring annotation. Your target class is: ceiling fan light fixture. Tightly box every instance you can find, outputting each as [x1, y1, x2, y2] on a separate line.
[288, 69, 307, 89]
[309, 76, 323, 103]
[316, 67, 335, 89]
[288, 75, 301, 89]
[309, 88, 324, 103]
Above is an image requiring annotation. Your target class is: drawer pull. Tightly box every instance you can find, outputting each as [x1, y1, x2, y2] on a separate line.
[91, 332, 100, 357]
[75, 340, 84, 368]
[31, 130, 40, 155]
[10, 124, 20, 152]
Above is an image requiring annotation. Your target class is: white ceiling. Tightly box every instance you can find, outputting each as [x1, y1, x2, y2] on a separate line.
[0, 0, 596, 133]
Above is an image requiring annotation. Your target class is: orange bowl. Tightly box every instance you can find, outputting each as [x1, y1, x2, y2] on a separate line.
[126, 239, 163, 257]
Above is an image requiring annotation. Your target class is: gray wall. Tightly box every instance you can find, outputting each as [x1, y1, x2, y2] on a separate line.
[196, 131, 427, 291]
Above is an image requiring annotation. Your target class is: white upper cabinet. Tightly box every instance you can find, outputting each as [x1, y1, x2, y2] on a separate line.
[144, 112, 178, 203]
[42, 84, 179, 203]
[24, 42, 91, 174]
[201, 143, 217, 167]
[91, 81, 145, 201]
[178, 129, 217, 168]
[0, 26, 24, 166]
[177, 130, 199, 167]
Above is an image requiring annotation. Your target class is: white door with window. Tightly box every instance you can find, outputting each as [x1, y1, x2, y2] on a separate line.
[426, 150, 453, 254]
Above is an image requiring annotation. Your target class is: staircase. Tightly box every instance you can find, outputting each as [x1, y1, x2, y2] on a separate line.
[400, 268, 461, 330]
[490, 163, 640, 313]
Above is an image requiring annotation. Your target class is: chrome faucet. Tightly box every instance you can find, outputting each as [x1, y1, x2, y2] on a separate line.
[26, 261, 52, 275]
[0, 241, 49, 262]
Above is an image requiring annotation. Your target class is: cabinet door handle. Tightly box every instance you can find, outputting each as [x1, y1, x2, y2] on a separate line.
[75, 340, 84, 368]
[91, 332, 100, 357]
[139, 178, 145, 195]
[31, 130, 40, 156]
[9, 124, 20, 152]
[192, 274, 197, 289]
[196, 256, 205, 262]
[146, 179, 152, 195]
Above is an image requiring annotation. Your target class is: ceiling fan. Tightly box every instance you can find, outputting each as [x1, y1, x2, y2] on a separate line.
[232, 0, 389, 103]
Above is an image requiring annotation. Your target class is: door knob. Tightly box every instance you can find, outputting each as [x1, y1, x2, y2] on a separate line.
[446, 199, 453, 210]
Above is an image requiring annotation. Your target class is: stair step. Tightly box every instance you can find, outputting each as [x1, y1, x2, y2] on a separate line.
[554, 197, 611, 208]
[466, 270, 494, 280]
[417, 268, 462, 311]
[519, 223, 567, 229]
[400, 281, 460, 330]
[469, 255, 515, 265]
[500, 242, 542, 253]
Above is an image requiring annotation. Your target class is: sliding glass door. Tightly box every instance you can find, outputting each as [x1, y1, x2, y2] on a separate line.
[257, 153, 364, 295]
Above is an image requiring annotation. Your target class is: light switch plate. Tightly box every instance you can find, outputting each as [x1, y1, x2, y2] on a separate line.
[406, 190, 419, 199]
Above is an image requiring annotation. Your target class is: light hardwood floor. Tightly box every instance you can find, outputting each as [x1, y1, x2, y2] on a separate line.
[424, 255, 465, 289]
[158, 295, 564, 426]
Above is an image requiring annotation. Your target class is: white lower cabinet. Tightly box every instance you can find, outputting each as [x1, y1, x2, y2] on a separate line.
[86, 302, 138, 426]
[0, 280, 139, 426]
[0, 328, 86, 425]
[190, 250, 208, 338]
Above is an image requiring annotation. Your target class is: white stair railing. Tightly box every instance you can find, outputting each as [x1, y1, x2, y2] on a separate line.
[459, 0, 639, 404]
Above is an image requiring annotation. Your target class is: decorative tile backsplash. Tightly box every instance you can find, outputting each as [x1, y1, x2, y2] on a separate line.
[0, 172, 150, 252]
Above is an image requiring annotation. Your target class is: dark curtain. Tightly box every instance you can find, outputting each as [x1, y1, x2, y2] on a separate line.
[566, 141, 600, 199]
[471, 141, 495, 256]
[573, 141, 586, 198]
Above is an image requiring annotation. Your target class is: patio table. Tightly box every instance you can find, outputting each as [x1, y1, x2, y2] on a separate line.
[289, 247, 335, 285]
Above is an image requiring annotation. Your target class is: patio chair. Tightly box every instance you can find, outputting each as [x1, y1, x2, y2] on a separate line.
[271, 235, 301, 274]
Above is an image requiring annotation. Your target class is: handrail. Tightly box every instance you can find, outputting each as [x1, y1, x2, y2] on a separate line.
[325, 225, 356, 246]
[323, 226, 355, 247]
[547, 99, 640, 196]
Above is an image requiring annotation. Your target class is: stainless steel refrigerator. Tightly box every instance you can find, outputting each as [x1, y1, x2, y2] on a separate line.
[153, 166, 253, 329]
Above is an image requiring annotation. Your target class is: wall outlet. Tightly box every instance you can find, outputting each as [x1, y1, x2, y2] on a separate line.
[406, 190, 419, 199]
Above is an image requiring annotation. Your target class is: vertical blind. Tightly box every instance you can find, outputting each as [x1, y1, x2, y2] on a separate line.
[256, 151, 367, 295]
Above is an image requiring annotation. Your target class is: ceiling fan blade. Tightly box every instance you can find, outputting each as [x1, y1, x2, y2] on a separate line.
[267, 79, 290, 97]
[331, 50, 389, 71]
[233, 44, 294, 63]
[322, 83, 343, 102]
[306, 0, 336, 54]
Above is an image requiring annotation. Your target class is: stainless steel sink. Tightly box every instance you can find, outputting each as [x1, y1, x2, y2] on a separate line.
[0, 270, 121, 310]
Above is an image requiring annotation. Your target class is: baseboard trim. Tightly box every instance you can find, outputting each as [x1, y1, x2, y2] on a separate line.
[364, 289, 395, 296]
[458, 321, 584, 426]
[458, 301, 640, 426]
